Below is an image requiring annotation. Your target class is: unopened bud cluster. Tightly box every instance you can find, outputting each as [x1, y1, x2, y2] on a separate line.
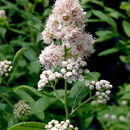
[45, 119, 78, 130]
[0, 60, 12, 77]
[85, 80, 113, 104]
[38, 70, 62, 91]
[61, 57, 87, 83]
[13, 100, 30, 119]
[0, 10, 6, 18]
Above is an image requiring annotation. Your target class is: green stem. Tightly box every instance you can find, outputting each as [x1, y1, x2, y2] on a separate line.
[69, 96, 96, 116]
[0, 93, 13, 108]
[64, 80, 69, 119]
[53, 87, 64, 104]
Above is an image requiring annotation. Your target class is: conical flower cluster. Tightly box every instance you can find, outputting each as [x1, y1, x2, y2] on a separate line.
[38, 0, 95, 90]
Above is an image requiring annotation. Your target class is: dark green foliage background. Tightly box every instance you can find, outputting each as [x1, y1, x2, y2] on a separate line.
[0, 0, 130, 130]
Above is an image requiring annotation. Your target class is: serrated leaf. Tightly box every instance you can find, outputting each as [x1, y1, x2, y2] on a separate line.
[15, 85, 44, 97]
[13, 48, 27, 68]
[98, 48, 119, 56]
[8, 122, 46, 130]
[122, 21, 130, 37]
[68, 81, 89, 108]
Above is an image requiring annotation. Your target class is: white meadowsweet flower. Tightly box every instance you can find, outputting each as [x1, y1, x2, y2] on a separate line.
[60, 57, 87, 83]
[49, 73, 56, 81]
[45, 119, 78, 130]
[41, 0, 94, 58]
[39, 44, 64, 69]
[38, 70, 62, 91]
[38, 0, 95, 90]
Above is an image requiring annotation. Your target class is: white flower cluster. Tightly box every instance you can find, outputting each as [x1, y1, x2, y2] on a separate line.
[85, 80, 113, 104]
[45, 119, 78, 130]
[0, 10, 6, 18]
[38, 70, 62, 91]
[104, 114, 126, 122]
[0, 60, 12, 77]
[38, 0, 94, 90]
[39, 44, 64, 69]
[41, 0, 94, 58]
[13, 100, 30, 119]
[61, 57, 87, 83]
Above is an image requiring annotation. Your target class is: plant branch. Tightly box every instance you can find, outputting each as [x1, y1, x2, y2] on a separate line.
[53, 87, 64, 104]
[69, 96, 96, 116]
[0, 93, 13, 108]
[64, 80, 69, 119]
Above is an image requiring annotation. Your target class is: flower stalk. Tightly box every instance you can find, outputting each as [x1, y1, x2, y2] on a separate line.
[64, 80, 69, 119]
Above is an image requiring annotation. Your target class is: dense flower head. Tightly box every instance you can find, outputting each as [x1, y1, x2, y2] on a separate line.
[39, 44, 64, 69]
[41, 0, 94, 58]
[0, 60, 12, 77]
[45, 119, 78, 130]
[0, 10, 6, 18]
[13, 100, 30, 119]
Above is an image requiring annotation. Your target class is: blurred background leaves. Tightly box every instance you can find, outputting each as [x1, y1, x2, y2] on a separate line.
[0, 0, 130, 130]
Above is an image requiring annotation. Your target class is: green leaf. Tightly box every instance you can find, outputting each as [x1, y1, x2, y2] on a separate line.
[23, 48, 36, 61]
[14, 89, 35, 105]
[8, 122, 46, 130]
[95, 30, 115, 42]
[27, 61, 40, 74]
[125, 84, 130, 92]
[8, 117, 18, 128]
[13, 48, 27, 68]
[35, 112, 45, 120]
[68, 81, 89, 108]
[30, 96, 56, 114]
[93, 10, 108, 21]
[85, 72, 101, 81]
[0, 27, 7, 37]
[121, 92, 130, 100]
[43, 0, 49, 8]
[106, 7, 127, 19]
[122, 21, 130, 37]
[43, 8, 51, 17]
[119, 55, 130, 64]
[15, 85, 44, 97]
[98, 48, 119, 56]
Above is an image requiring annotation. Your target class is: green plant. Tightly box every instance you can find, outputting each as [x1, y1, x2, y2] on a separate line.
[81, 0, 130, 64]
